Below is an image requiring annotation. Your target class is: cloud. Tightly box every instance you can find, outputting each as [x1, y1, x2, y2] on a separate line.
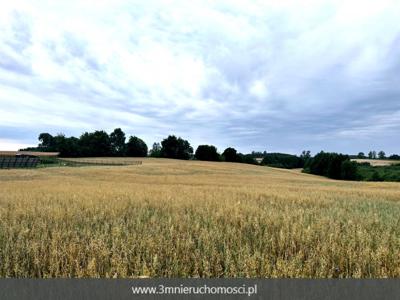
[0, 139, 32, 151]
[0, 0, 399, 154]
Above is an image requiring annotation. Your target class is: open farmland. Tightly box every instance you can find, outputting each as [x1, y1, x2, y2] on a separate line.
[0, 158, 400, 278]
[352, 159, 400, 166]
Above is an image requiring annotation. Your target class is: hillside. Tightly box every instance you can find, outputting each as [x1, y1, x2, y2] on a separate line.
[0, 158, 399, 278]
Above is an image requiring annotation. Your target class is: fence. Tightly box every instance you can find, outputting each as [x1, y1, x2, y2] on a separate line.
[0, 157, 142, 169]
[58, 159, 142, 166]
[0, 156, 40, 169]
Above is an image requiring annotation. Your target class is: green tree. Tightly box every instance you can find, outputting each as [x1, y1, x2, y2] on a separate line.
[371, 171, 383, 182]
[222, 147, 238, 162]
[378, 151, 386, 159]
[368, 151, 377, 159]
[300, 150, 311, 160]
[32, 133, 80, 157]
[60, 136, 80, 157]
[341, 160, 358, 180]
[195, 145, 220, 161]
[308, 152, 351, 180]
[38, 133, 55, 150]
[300, 150, 311, 167]
[262, 153, 304, 169]
[79, 131, 112, 157]
[238, 153, 258, 165]
[389, 154, 400, 160]
[160, 135, 193, 160]
[357, 152, 365, 159]
[110, 128, 126, 156]
[250, 151, 267, 158]
[149, 142, 162, 157]
[126, 136, 148, 157]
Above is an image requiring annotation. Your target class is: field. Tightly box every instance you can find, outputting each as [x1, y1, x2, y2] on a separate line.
[352, 159, 400, 166]
[0, 158, 400, 278]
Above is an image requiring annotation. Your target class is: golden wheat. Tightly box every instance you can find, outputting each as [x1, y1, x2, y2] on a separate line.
[352, 158, 400, 166]
[0, 158, 399, 278]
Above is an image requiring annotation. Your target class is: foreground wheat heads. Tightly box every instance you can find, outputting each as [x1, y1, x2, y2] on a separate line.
[0, 158, 399, 278]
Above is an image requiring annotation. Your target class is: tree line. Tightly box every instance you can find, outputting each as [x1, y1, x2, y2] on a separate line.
[303, 152, 358, 180]
[22, 129, 148, 157]
[356, 151, 400, 160]
[20, 128, 399, 181]
[20, 129, 257, 164]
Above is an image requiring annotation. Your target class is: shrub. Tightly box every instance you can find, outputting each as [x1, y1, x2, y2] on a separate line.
[370, 171, 384, 182]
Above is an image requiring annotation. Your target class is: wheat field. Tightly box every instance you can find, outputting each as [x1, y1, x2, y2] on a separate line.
[0, 158, 399, 278]
[352, 159, 400, 166]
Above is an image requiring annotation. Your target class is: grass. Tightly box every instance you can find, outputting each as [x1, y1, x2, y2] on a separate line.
[0, 158, 399, 278]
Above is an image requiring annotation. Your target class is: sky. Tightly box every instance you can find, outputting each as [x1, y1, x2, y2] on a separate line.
[0, 0, 399, 155]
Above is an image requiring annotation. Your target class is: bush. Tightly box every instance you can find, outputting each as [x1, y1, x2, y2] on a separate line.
[370, 171, 384, 182]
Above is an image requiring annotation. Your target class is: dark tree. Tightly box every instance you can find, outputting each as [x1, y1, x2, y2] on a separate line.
[149, 142, 162, 157]
[222, 147, 238, 162]
[160, 135, 193, 160]
[195, 145, 220, 161]
[327, 153, 348, 179]
[378, 151, 386, 159]
[38, 133, 55, 150]
[307, 151, 355, 180]
[368, 151, 377, 159]
[371, 171, 383, 182]
[357, 152, 366, 159]
[126, 136, 148, 157]
[79, 131, 112, 157]
[300, 150, 311, 167]
[262, 153, 304, 169]
[250, 151, 267, 158]
[308, 151, 329, 175]
[341, 160, 358, 180]
[110, 128, 126, 156]
[34, 133, 80, 157]
[389, 154, 400, 160]
[57, 136, 80, 157]
[237, 153, 258, 165]
[300, 150, 311, 160]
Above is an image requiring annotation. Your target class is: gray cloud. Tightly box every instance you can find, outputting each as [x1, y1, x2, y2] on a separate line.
[0, 0, 399, 154]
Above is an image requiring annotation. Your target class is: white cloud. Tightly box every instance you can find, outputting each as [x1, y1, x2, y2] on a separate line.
[249, 80, 269, 99]
[0, 139, 31, 151]
[0, 0, 399, 153]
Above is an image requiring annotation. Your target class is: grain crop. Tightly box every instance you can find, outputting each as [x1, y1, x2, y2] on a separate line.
[0, 158, 399, 278]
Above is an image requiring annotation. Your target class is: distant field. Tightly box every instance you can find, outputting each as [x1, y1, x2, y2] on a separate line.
[58, 157, 142, 166]
[352, 159, 400, 166]
[1, 158, 400, 278]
